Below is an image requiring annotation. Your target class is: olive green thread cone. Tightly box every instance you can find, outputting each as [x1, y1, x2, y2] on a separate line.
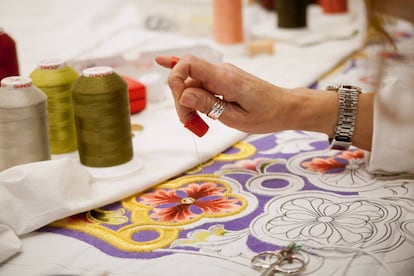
[72, 67, 133, 167]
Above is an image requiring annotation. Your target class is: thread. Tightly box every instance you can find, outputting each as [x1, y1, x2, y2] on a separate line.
[30, 58, 79, 154]
[0, 76, 50, 171]
[303, 245, 395, 276]
[0, 27, 19, 81]
[213, 0, 244, 44]
[72, 66, 133, 167]
[276, 0, 308, 28]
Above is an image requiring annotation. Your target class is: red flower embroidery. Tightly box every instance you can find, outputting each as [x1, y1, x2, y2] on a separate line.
[338, 150, 364, 160]
[302, 150, 364, 174]
[222, 158, 269, 172]
[137, 182, 242, 223]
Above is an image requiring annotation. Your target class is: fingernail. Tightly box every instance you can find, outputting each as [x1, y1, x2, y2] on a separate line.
[180, 92, 198, 108]
[171, 56, 180, 69]
[184, 112, 209, 137]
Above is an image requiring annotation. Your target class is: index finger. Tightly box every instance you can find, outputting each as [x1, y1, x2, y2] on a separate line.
[168, 54, 224, 96]
[154, 55, 179, 69]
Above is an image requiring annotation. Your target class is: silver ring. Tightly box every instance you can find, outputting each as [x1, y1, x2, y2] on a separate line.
[207, 98, 225, 120]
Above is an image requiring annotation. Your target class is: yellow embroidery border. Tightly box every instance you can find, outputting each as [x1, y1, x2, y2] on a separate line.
[51, 174, 249, 253]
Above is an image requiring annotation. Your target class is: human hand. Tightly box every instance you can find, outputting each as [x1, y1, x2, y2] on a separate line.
[155, 54, 295, 136]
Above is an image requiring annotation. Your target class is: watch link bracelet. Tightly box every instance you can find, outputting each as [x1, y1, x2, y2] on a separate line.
[326, 84, 362, 150]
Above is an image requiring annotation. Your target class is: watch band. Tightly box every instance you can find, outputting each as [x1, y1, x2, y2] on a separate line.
[327, 84, 362, 150]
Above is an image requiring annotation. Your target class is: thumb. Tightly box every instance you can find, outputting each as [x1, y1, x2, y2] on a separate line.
[180, 88, 219, 116]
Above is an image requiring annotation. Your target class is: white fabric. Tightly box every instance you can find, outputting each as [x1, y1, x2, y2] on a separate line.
[0, 0, 367, 272]
[0, 158, 91, 262]
[367, 61, 414, 174]
[0, 225, 21, 263]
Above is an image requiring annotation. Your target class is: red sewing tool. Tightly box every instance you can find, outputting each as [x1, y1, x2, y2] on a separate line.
[170, 56, 180, 69]
[170, 56, 209, 137]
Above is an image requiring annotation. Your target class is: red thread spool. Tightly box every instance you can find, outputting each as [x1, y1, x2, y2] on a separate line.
[122, 75, 147, 114]
[0, 28, 19, 81]
[320, 0, 348, 14]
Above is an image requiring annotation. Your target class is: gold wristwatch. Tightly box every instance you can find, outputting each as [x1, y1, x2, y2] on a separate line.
[327, 84, 362, 150]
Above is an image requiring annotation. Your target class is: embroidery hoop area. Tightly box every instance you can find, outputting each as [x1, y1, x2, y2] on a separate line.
[41, 133, 414, 273]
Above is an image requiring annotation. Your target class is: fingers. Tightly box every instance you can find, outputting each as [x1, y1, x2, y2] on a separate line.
[156, 54, 235, 99]
[155, 54, 286, 135]
[155, 55, 213, 136]
[154, 54, 244, 136]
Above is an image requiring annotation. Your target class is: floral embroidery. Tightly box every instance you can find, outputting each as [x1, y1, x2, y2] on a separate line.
[87, 208, 129, 225]
[221, 158, 269, 172]
[172, 224, 252, 258]
[301, 150, 364, 174]
[137, 182, 243, 223]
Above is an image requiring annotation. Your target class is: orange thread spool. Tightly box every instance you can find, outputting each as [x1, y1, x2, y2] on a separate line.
[213, 0, 244, 44]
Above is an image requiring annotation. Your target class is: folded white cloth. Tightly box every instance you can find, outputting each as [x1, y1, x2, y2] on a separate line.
[0, 224, 21, 263]
[368, 61, 414, 174]
[0, 158, 91, 263]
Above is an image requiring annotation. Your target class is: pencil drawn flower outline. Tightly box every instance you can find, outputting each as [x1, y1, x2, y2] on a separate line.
[251, 192, 402, 253]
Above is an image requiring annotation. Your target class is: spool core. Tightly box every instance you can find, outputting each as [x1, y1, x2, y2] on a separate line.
[1, 76, 32, 89]
[83, 66, 114, 78]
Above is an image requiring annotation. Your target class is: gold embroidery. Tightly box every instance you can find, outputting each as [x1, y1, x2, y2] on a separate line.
[51, 174, 248, 253]
[185, 142, 257, 173]
[51, 219, 181, 252]
[214, 142, 256, 162]
[87, 208, 128, 225]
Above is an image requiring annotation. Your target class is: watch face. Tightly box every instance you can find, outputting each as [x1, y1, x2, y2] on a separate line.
[326, 84, 362, 93]
[340, 85, 362, 93]
[330, 139, 351, 150]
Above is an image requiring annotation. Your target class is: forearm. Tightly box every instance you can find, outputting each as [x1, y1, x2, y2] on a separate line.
[284, 87, 373, 151]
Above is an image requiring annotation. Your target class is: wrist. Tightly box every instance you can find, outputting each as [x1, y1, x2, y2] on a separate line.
[287, 87, 338, 136]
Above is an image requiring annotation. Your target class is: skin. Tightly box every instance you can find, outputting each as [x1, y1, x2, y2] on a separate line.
[154, 0, 413, 151]
[155, 55, 373, 150]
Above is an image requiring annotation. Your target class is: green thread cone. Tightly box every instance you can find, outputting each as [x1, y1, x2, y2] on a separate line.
[72, 66, 133, 167]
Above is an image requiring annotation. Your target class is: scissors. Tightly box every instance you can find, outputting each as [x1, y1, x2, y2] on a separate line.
[145, 15, 176, 31]
[251, 244, 306, 275]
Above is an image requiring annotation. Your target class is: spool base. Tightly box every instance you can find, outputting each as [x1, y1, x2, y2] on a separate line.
[52, 152, 144, 180]
[82, 157, 144, 180]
